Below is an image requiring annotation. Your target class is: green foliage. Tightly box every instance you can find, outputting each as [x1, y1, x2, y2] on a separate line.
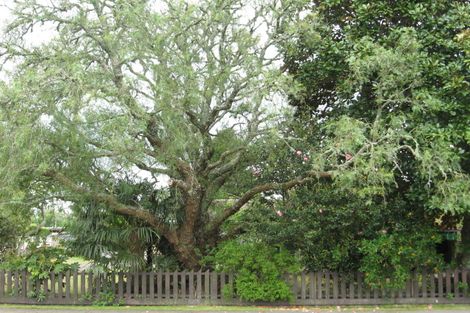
[209, 241, 300, 302]
[66, 184, 159, 272]
[278, 0, 470, 270]
[0, 246, 78, 281]
[0, 211, 27, 260]
[359, 228, 443, 290]
[93, 290, 120, 306]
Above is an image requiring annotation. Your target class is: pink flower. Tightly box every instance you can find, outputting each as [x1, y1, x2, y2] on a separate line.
[276, 210, 283, 217]
[295, 150, 302, 156]
[303, 156, 309, 161]
[345, 153, 352, 161]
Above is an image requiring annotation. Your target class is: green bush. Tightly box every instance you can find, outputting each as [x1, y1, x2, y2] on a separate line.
[1, 246, 78, 281]
[209, 241, 300, 302]
[359, 228, 443, 290]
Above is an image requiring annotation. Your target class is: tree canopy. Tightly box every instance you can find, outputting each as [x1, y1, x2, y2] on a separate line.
[0, 0, 469, 272]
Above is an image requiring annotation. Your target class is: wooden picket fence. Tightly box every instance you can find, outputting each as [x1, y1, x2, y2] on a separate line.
[0, 269, 469, 305]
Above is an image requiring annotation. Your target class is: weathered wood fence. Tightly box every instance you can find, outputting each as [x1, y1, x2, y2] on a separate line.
[0, 269, 469, 305]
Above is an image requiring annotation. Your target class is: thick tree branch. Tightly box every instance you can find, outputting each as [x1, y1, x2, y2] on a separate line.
[206, 170, 333, 235]
[43, 170, 170, 236]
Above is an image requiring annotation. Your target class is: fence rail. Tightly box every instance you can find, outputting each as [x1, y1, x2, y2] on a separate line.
[0, 269, 469, 305]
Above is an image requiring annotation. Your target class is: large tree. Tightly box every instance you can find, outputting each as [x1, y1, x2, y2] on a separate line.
[0, 0, 468, 270]
[281, 0, 470, 265]
[0, 0, 319, 269]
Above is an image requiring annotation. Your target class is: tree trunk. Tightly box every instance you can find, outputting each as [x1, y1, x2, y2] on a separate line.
[173, 243, 201, 270]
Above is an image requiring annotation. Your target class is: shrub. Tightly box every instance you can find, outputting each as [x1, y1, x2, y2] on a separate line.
[359, 227, 443, 290]
[209, 241, 300, 302]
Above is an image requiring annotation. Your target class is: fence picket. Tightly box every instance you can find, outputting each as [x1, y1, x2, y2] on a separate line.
[332, 272, 338, 300]
[309, 272, 315, 300]
[133, 273, 139, 299]
[181, 271, 186, 299]
[165, 272, 170, 299]
[73, 271, 78, 300]
[65, 271, 71, 300]
[462, 269, 468, 298]
[210, 271, 217, 300]
[49, 272, 55, 299]
[22, 271, 28, 298]
[0, 270, 4, 297]
[325, 271, 330, 300]
[204, 270, 210, 300]
[157, 270, 162, 300]
[196, 270, 202, 300]
[126, 273, 132, 300]
[189, 270, 194, 300]
[150, 272, 155, 300]
[80, 272, 85, 299]
[438, 272, 444, 298]
[430, 272, 435, 299]
[173, 271, 178, 300]
[340, 274, 346, 299]
[453, 269, 459, 297]
[446, 269, 452, 296]
[118, 273, 124, 300]
[6, 271, 11, 295]
[13, 271, 19, 297]
[57, 273, 63, 299]
[141, 272, 146, 299]
[317, 270, 323, 299]
[220, 272, 226, 300]
[349, 274, 354, 300]
[156, 270, 162, 300]
[228, 272, 234, 301]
